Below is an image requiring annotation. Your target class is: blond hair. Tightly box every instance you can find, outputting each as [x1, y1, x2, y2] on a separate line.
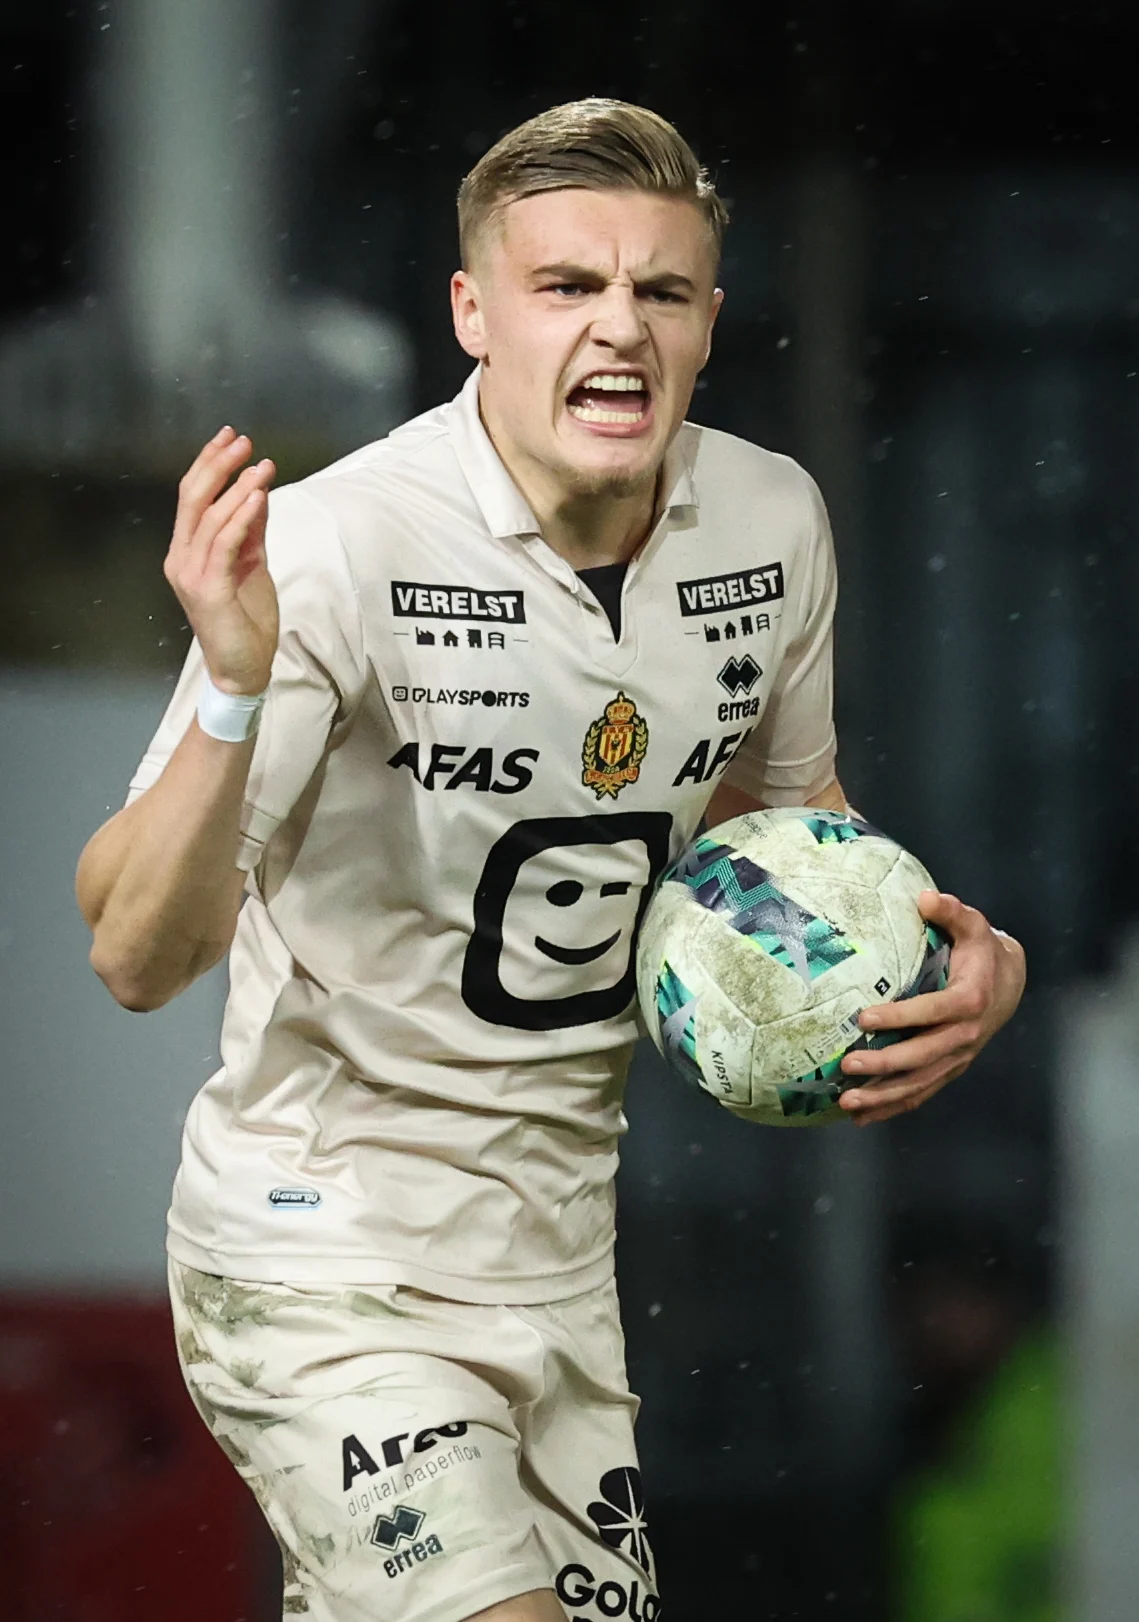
[457, 98, 728, 268]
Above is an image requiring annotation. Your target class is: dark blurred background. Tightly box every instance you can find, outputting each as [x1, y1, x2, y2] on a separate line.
[4, 1, 1139, 1617]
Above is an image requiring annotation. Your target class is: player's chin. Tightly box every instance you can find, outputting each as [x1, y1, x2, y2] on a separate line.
[560, 431, 664, 493]
[564, 458, 658, 499]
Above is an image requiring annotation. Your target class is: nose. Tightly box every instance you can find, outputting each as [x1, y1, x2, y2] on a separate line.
[590, 281, 649, 353]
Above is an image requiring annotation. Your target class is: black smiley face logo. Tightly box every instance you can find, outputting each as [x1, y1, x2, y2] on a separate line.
[537, 877, 633, 965]
[462, 813, 673, 1031]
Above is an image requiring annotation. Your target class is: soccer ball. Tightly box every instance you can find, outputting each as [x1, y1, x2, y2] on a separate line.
[635, 807, 950, 1126]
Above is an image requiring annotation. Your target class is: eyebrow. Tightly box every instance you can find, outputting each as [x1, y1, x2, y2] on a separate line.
[528, 262, 699, 296]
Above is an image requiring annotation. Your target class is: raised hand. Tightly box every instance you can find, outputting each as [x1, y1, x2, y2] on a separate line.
[164, 427, 279, 695]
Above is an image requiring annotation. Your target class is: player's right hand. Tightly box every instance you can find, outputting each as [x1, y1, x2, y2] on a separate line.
[164, 427, 279, 695]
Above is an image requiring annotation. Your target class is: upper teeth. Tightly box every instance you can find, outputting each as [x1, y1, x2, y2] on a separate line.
[580, 374, 646, 392]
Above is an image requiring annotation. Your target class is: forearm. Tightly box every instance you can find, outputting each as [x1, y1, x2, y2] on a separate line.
[77, 719, 255, 1010]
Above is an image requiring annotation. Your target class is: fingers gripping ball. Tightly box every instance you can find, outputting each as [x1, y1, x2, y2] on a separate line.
[635, 808, 950, 1126]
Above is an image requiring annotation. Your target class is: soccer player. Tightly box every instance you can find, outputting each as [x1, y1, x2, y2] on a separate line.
[76, 100, 1025, 1622]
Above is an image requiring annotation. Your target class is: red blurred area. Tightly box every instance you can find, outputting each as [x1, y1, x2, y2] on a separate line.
[0, 1295, 267, 1621]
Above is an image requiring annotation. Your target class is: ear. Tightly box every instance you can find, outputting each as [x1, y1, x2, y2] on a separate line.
[451, 270, 488, 360]
[700, 287, 725, 368]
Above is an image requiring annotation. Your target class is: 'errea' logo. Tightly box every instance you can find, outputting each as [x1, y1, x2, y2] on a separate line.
[371, 1504, 446, 1579]
[716, 655, 763, 723]
[717, 655, 761, 697]
[371, 1505, 425, 1550]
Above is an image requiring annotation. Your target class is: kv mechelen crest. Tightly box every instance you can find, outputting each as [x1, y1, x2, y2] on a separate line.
[582, 692, 649, 800]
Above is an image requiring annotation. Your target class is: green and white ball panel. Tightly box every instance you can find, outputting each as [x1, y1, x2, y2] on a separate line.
[640, 875, 906, 1125]
[874, 845, 941, 993]
[636, 806, 943, 1128]
[721, 807, 908, 889]
[648, 949, 757, 1109]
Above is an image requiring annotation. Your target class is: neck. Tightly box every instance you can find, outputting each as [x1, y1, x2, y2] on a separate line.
[535, 481, 658, 571]
[478, 388, 660, 570]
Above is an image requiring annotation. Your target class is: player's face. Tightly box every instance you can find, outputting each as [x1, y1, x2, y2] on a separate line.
[452, 188, 723, 500]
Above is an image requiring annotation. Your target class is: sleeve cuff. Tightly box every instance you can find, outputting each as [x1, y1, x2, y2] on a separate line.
[124, 767, 161, 807]
[124, 774, 277, 875]
[235, 803, 281, 874]
[724, 736, 837, 806]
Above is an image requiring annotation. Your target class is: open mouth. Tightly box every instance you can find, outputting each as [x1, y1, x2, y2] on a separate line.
[566, 372, 650, 427]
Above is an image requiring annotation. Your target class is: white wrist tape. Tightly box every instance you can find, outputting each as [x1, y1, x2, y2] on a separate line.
[197, 672, 267, 742]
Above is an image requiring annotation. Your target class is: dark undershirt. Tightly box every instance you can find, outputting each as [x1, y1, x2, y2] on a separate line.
[576, 561, 629, 641]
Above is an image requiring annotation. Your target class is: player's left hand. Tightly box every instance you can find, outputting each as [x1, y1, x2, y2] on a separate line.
[837, 891, 1026, 1126]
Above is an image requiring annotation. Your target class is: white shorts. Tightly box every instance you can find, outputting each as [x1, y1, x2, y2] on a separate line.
[169, 1262, 660, 1622]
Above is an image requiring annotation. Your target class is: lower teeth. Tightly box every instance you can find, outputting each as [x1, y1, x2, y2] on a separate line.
[568, 403, 645, 424]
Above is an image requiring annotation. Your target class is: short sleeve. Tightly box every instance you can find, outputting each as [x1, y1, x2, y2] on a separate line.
[125, 485, 368, 871]
[723, 469, 838, 805]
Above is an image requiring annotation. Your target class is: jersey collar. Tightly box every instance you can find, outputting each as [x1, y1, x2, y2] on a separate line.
[447, 366, 698, 542]
[659, 427, 698, 516]
[448, 368, 542, 540]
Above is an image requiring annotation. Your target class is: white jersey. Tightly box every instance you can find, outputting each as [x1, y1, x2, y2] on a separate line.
[127, 368, 837, 1303]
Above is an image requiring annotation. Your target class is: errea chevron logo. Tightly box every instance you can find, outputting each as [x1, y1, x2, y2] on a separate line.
[370, 1503, 446, 1580]
[370, 1505, 425, 1550]
[586, 1467, 654, 1575]
[717, 654, 761, 697]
